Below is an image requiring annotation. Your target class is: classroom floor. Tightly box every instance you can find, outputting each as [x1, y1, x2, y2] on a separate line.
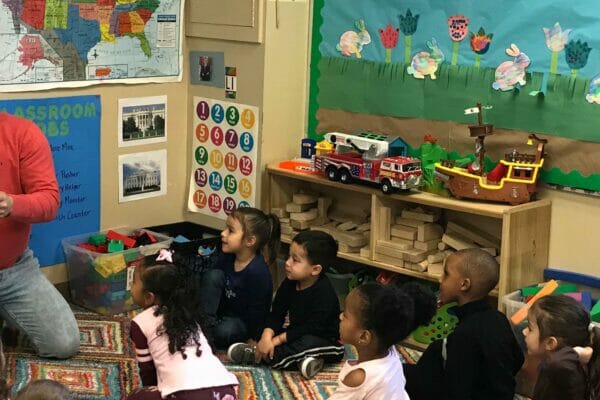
[4, 307, 423, 399]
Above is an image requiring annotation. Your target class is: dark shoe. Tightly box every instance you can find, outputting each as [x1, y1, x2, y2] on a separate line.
[299, 356, 324, 379]
[227, 342, 256, 364]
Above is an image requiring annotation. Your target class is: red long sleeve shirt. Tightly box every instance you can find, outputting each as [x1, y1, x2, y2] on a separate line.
[0, 113, 59, 269]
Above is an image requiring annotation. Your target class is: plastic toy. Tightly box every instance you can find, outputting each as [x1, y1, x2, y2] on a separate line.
[313, 132, 422, 194]
[591, 301, 600, 323]
[107, 239, 124, 253]
[412, 302, 459, 344]
[510, 279, 559, 325]
[407, 38, 444, 79]
[88, 234, 106, 246]
[301, 138, 316, 159]
[106, 230, 136, 248]
[435, 103, 548, 205]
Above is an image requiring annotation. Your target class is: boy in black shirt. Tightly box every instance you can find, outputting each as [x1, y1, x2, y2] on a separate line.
[228, 230, 344, 378]
[404, 248, 524, 400]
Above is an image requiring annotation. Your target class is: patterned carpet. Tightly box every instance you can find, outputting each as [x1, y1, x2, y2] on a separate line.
[4, 310, 422, 399]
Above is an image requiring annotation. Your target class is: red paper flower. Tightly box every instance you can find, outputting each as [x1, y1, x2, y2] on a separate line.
[379, 24, 399, 49]
[448, 14, 470, 42]
[470, 27, 493, 55]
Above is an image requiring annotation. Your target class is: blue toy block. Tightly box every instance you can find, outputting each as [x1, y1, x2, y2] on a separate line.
[544, 268, 600, 289]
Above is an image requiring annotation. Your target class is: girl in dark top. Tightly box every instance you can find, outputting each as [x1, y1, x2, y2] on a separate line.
[199, 207, 280, 349]
[523, 294, 600, 400]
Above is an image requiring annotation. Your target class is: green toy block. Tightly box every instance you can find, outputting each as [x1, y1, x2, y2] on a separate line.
[88, 233, 106, 246]
[107, 239, 124, 253]
[521, 283, 578, 297]
[591, 300, 600, 323]
[123, 249, 141, 263]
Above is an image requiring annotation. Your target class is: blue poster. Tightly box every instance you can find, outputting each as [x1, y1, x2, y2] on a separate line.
[0, 96, 101, 266]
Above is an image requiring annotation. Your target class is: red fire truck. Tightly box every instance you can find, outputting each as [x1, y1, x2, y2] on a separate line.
[313, 132, 422, 194]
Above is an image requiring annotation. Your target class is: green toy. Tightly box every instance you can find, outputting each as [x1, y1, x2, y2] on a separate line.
[412, 302, 459, 344]
[107, 239, 124, 253]
[88, 233, 106, 246]
[521, 283, 577, 297]
[591, 300, 600, 323]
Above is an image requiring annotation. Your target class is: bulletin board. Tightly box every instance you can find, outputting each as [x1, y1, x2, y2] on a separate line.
[0, 96, 101, 266]
[188, 97, 258, 219]
[308, 0, 600, 191]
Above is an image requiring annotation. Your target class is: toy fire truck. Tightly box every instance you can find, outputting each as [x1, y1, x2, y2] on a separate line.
[313, 132, 422, 194]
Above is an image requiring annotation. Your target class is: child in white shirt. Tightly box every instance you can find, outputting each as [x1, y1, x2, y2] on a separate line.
[330, 282, 436, 400]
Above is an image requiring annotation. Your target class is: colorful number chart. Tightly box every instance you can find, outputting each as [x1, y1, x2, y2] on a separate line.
[188, 97, 259, 219]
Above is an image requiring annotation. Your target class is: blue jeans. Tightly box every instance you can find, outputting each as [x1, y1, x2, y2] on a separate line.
[0, 249, 80, 358]
[199, 269, 248, 349]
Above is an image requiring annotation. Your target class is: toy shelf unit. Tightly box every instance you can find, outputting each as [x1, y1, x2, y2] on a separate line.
[266, 163, 552, 307]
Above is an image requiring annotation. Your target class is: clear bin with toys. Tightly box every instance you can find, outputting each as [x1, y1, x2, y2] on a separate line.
[62, 227, 172, 315]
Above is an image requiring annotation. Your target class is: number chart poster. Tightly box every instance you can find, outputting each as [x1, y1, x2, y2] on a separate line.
[188, 97, 259, 219]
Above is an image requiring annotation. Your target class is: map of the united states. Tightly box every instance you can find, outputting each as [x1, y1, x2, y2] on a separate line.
[0, 0, 180, 85]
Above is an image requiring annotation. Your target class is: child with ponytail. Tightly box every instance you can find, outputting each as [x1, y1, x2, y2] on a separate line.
[199, 207, 280, 349]
[128, 255, 238, 400]
[523, 294, 600, 400]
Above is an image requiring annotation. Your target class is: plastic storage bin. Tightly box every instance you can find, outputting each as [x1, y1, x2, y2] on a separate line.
[62, 227, 172, 315]
[144, 222, 221, 255]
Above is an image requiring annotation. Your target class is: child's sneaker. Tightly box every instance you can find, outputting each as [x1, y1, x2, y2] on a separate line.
[227, 342, 256, 364]
[299, 356, 324, 379]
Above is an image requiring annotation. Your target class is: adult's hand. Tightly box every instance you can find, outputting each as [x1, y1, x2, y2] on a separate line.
[0, 191, 13, 218]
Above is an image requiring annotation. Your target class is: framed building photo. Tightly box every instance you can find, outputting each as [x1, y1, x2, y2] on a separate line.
[118, 150, 167, 202]
[118, 95, 167, 147]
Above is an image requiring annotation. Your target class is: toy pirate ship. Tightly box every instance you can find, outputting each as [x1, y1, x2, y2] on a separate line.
[434, 103, 547, 205]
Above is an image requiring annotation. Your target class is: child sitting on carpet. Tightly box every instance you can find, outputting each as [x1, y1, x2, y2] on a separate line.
[198, 207, 280, 349]
[227, 230, 345, 379]
[128, 255, 238, 400]
[523, 294, 599, 400]
[404, 248, 524, 400]
[329, 282, 436, 399]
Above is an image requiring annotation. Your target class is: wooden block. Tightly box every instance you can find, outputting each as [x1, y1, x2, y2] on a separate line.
[394, 217, 426, 228]
[312, 224, 368, 248]
[401, 207, 440, 222]
[417, 223, 443, 242]
[402, 248, 436, 263]
[481, 247, 497, 256]
[391, 224, 417, 240]
[446, 221, 501, 249]
[293, 193, 318, 205]
[355, 222, 371, 232]
[280, 224, 295, 235]
[281, 233, 293, 242]
[279, 217, 290, 224]
[375, 243, 405, 259]
[414, 238, 440, 251]
[378, 239, 412, 251]
[286, 202, 311, 213]
[338, 242, 362, 253]
[329, 209, 368, 224]
[271, 207, 289, 218]
[418, 260, 429, 271]
[428, 262, 444, 276]
[290, 208, 318, 222]
[337, 221, 358, 231]
[390, 237, 414, 248]
[437, 241, 449, 251]
[405, 262, 427, 272]
[378, 207, 392, 241]
[442, 232, 478, 251]
[309, 216, 329, 227]
[317, 197, 333, 218]
[291, 219, 313, 230]
[374, 252, 404, 267]
[427, 251, 446, 264]
[360, 246, 370, 258]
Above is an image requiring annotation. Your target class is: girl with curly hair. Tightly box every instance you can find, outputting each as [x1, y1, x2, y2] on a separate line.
[127, 255, 238, 400]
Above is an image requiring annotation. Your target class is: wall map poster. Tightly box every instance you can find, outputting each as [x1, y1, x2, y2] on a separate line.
[188, 97, 258, 219]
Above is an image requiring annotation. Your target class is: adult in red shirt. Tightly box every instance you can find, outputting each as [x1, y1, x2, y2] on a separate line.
[0, 112, 79, 358]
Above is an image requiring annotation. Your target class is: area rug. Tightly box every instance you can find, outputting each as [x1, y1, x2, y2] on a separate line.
[4, 310, 421, 399]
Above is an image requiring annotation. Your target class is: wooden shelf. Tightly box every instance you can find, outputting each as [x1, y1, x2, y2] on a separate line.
[281, 235, 498, 296]
[267, 163, 550, 310]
